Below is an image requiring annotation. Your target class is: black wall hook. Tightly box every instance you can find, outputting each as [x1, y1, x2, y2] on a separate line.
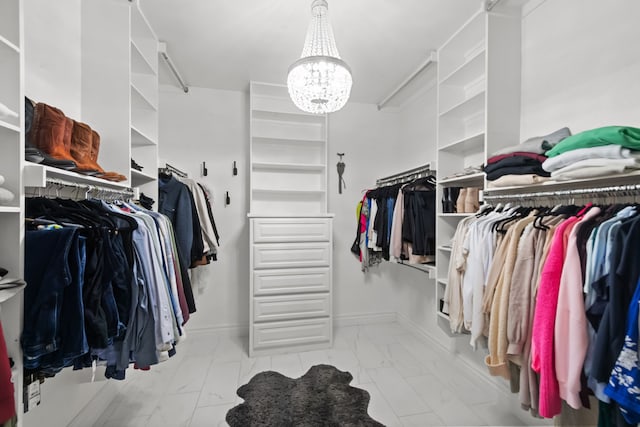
[202, 162, 208, 177]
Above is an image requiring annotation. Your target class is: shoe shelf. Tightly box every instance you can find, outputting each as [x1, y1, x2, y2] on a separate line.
[0, 285, 24, 304]
[130, 168, 155, 185]
[438, 132, 484, 155]
[0, 119, 20, 133]
[0, 207, 20, 213]
[438, 171, 484, 186]
[437, 212, 474, 218]
[24, 163, 131, 190]
[131, 125, 157, 147]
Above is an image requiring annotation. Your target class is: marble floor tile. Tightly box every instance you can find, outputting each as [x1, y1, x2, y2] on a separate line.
[271, 353, 304, 379]
[237, 355, 271, 386]
[197, 361, 242, 407]
[326, 348, 372, 385]
[376, 342, 431, 378]
[361, 382, 402, 427]
[165, 356, 214, 394]
[353, 334, 392, 369]
[189, 403, 234, 427]
[400, 412, 446, 427]
[213, 336, 246, 363]
[472, 401, 528, 426]
[181, 331, 219, 358]
[367, 366, 432, 417]
[147, 391, 199, 427]
[100, 415, 150, 427]
[298, 349, 330, 370]
[406, 374, 487, 426]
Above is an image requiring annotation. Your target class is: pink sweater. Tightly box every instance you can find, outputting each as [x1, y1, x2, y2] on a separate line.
[531, 205, 591, 418]
[554, 207, 599, 409]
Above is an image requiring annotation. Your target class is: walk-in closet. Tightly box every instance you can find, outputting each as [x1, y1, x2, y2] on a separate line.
[1, 0, 639, 426]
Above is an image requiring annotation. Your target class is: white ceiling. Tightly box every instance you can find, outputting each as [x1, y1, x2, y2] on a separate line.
[140, 0, 484, 104]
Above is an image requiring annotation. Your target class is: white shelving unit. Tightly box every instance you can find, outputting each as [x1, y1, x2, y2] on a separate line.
[0, 0, 24, 424]
[81, 0, 158, 205]
[248, 82, 333, 357]
[435, 6, 521, 325]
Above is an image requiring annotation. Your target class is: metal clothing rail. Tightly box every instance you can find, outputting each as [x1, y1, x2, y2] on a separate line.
[159, 42, 189, 93]
[483, 184, 640, 203]
[159, 163, 188, 178]
[42, 177, 135, 200]
[376, 163, 433, 187]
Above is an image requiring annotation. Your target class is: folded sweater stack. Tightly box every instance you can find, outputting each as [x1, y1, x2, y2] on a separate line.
[485, 127, 571, 188]
[543, 126, 640, 180]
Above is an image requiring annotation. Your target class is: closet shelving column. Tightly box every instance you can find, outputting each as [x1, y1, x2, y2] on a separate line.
[0, 0, 24, 422]
[80, 0, 159, 205]
[435, 7, 521, 325]
[129, 1, 159, 204]
[248, 81, 333, 357]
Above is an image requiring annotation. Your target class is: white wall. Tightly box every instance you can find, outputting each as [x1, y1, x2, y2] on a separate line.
[24, 0, 82, 118]
[159, 86, 250, 333]
[520, 0, 640, 138]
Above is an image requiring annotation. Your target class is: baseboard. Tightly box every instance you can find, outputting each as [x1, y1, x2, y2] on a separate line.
[67, 381, 121, 427]
[334, 312, 397, 327]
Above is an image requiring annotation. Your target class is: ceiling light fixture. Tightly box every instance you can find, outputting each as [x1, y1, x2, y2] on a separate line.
[287, 0, 352, 114]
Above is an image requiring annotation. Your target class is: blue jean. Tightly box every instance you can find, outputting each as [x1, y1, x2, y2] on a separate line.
[23, 228, 86, 370]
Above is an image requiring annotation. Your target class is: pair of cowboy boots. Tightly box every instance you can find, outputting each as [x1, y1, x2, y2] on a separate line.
[28, 103, 126, 182]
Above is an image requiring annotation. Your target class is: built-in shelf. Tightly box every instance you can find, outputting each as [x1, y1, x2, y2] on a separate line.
[437, 245, 452, 252]
[131, 83, 158, 111]
[24, 162, 130, 190]
[0, 35, 19, 54]
[0, 284, 24, 304]
[253, 136, 325, 144]
[439, 132, 484, 154]
[439, 172, 485, 186]
[0, 206, 19, 213]
[437, 311, 450, 320]
[437, 278, 448, 285]
[252, 109, 325, 124]
[252, 188, 326, 196]
[131, 168, 155, 185]
[252, 162, 325, 172]
[0, 119, 19, 133]
[439, 48, 485, 86]
[484, 170, 640, 195]
[396, 260, 436, 277]
[131, 125, 157, 147]
[130, 40, 155, 75]
[438, 213, 474, 218]
[439, 90, 485, 118]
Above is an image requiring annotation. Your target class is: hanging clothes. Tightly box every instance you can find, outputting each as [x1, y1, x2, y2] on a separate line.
[23, 197, 188, 382]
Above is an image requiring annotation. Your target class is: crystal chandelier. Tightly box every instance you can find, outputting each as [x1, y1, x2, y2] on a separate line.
[287, 0, 352, 114]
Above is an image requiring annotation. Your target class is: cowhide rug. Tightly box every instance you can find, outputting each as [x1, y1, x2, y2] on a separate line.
[226, 364, 385, 426]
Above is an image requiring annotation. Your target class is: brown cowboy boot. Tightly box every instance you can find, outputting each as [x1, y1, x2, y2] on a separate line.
[69, 121, 100, 175]
[89, 130, 127, 182]
[31, 103, 78, 166]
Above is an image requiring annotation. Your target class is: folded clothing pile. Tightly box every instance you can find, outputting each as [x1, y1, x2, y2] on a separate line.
[25, 98, 126, 182]
[0, 175, 14, 206]
[485, 127, 571, 187]
[543, 126, 640, 180]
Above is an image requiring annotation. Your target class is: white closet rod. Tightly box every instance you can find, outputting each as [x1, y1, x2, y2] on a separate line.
[38, 177, 135, 200]
[159, 42, 189, 93]
[483, 183, 640, 202]
[376, 163, 433, 187]
[377, 51, 437, 111]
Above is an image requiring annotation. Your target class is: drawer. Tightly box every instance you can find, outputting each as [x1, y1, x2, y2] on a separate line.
[253, 318, 331, 350]
[253, 218, 331, 243]
[254, 293, 330, 322]
[253, 242, 330, 269]
[254, 267, 330, 295]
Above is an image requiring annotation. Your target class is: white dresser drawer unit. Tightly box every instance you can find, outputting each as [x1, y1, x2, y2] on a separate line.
[253, 318, 332, 350]
[253, 293, 330, 322]
[253, 242, 330, 269]
[253, 218, 331, 243]
[254, 267, 330, 296]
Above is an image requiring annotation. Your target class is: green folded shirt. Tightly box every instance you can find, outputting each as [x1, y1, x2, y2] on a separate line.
[545, 126, 640, 158]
